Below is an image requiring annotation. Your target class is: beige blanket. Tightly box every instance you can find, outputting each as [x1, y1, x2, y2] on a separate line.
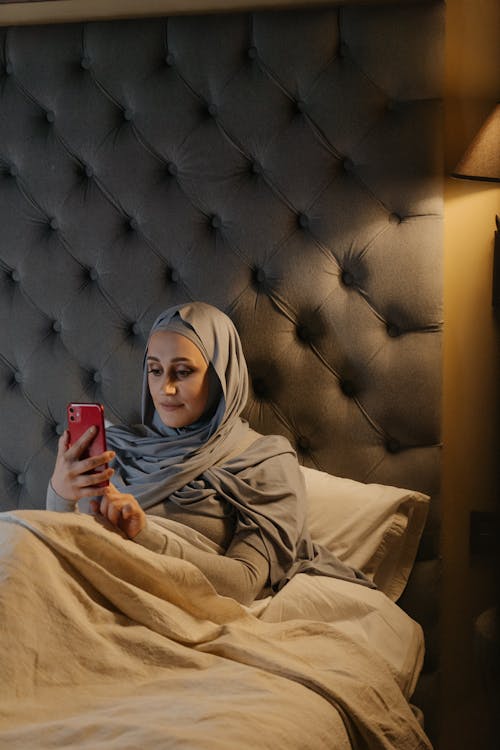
[0, 511, 431, 750]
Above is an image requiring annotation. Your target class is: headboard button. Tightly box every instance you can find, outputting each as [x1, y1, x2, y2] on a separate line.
[297, 436, 310, 452]
[52, 320, 62, 333]
[389, 212, 402, 225]
[386, 438, 401, 454]
[55, 423, 64, 436]
[343, 157, 354, 172]
[167, 162, 178, 177]
[341, 270, 354, 287]
[210, 214, 221, 230]
[387, 323, 401, 338]
[340, 379, 356, 397]
[88, 267, 99, 282]
[123, 108, 133, 122]
[45, 110, 55, 123]
[8, 164, 18, 178]
[298, 213, 309, 229]
[207, 103, 218, 117]
[84, 165, 94, 178]
[4, 62, 13, 75]
[80, 56, 92, 70]
[167, 267, 179, 283]
[165, 53, 175, 67]
[10, 270, 20, 283]
[92, 371, 102, 384]
[49, 218, 59, 231]
[17, 473, 25, 486]
[247, 46, 258, 60]
[13, 371, 23, 384]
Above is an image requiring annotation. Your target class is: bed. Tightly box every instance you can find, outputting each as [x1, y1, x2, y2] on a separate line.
[0, 0, 444, 747]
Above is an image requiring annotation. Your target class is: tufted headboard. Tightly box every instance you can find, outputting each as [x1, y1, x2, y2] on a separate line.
[0, 0, 444, 740]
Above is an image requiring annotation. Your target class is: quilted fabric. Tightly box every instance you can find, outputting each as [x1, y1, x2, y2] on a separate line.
[0, 2, 444, 734]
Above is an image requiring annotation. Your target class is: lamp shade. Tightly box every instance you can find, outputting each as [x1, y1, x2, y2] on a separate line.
[452, 103, 500, 183]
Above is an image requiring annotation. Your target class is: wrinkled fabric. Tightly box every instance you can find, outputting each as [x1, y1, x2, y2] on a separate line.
[107, 302, 372, 590]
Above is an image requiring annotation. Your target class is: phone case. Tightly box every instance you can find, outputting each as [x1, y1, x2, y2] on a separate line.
[67, 402, 108, 488]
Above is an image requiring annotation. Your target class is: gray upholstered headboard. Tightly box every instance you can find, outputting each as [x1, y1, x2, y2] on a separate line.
[0, 1, 444, 740]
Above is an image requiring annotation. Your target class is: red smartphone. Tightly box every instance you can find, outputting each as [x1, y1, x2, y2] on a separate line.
[67, 402, 109, 488]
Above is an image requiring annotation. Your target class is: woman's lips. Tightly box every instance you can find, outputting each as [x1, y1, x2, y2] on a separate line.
[159, 402, 182, 410]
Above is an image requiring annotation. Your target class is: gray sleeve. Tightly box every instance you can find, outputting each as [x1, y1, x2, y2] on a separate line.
[133, 521, 269, 606]
[46, 482, 78, 512]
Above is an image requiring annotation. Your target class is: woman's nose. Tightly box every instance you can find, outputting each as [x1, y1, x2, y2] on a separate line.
[164, 379, 176, 395]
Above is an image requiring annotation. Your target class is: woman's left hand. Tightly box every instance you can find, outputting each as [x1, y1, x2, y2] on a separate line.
[91, 484, 146, 539]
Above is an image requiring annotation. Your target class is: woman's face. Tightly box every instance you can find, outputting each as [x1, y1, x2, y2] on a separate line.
[147, 330, 210, 429]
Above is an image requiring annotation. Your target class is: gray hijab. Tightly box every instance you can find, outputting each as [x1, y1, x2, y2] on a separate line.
[107, 302, 372, 591]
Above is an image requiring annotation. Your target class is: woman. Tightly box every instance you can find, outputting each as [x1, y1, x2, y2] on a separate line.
[48, 301, 370, 605]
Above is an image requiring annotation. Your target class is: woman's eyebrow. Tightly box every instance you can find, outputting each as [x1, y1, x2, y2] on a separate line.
[146, 355, 194, 363]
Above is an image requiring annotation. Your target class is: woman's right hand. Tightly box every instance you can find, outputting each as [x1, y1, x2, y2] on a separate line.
[50, 428, 116, 503]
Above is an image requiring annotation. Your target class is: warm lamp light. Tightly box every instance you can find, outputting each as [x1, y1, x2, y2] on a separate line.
[452, 103, 500, 183]
[451, 103, 500, 307]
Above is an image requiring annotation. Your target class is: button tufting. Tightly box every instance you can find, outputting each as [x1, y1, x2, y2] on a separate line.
[207, 103, 218, 117]
[45, 110, 55, 123]
[88, 267, 99, 281]
[389, 212, 402, 225]
[123, 108, 133, 122]
[340, 380, 356, 397]
[5, 62, 13, 75]
[52, 320, 62, 333]
[341, 270, 354, 287]
[92, 371, 102, 383]
[297, 436, 310, 451]
[13, 371, 22, 384]
[254, 268, 266, 284]
[128, 217, 138, 231]
[167, 162, 178, 176]
[55, 423, 64, 436]
[343, 158, 354, 172]
[252, 377, 267, 398]
[80, 56, 91, 70]
[17, 473, 25, 485]
[130, 322, 141, 336]
[10, 269, 20, 283]
[251, 160, 262, 175]
[210, 214, 221, 230]
[167, 267, 179, 283]
[295, 99, 306, 114]
[9, 164, 18, 178]
[247, 46, 258, 60]
[298, 213, 309, 229]
[49, 218, 59, 230]
[84, 165, 94, 178]
[386, 438, 401, 454]
[165, 52, 175, 67]
[296, 323, 311, 342]
[387, 323, 401, 338]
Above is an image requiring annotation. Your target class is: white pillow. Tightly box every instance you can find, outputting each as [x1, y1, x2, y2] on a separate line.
[300, 466, 429, 601]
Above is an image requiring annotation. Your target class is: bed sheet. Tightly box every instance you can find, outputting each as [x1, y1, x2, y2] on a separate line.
[0, 511, 431, 750]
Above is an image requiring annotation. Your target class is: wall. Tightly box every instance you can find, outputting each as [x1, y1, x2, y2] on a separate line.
[442, 0, 500, 748]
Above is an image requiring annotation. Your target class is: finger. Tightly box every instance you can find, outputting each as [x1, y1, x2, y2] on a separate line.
[65, 426, 98, 459]
[76, 467, 114, 489]
[71, 452, 115, 477]
[57, 430, 70, 454]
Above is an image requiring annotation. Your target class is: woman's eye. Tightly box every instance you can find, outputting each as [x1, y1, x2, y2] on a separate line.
[176, 369, 192, 379]
[147, 367, 162, 377]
